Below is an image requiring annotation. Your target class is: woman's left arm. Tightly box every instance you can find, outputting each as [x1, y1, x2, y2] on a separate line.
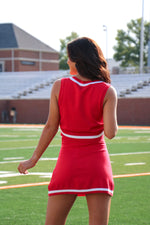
[103, 86, 118, 139]
[18, 80, 61, 174]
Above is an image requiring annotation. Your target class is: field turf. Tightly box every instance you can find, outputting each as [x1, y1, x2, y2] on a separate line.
[0, 125, 150, 225]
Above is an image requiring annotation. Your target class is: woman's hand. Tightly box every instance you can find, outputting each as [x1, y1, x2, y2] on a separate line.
[18, 158, 36, 174]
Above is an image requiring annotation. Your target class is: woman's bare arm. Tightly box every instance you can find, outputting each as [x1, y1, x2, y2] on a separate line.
[18, 79, 61, 174]
[103, 86, 118, 139]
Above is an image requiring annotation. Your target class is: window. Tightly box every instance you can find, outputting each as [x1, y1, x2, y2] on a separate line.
[21, 61, 35, 65]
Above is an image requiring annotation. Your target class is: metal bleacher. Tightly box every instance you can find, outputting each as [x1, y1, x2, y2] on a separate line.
[0, 70, 69, 99]
[0, 71, 150, 99]
[111, 73, 150, 98]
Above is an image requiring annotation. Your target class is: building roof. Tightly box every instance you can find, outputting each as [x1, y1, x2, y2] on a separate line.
[0, 23, 57, 52]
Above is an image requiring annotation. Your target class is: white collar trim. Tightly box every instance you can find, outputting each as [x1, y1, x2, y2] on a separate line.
[69, 77, 103, 86]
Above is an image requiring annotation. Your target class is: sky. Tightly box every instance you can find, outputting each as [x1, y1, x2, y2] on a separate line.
[1, 0, 150, 59]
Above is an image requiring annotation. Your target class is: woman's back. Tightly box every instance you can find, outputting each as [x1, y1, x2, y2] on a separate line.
[59, 76, 110, 137]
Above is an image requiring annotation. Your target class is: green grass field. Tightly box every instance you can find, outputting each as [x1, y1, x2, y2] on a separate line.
[0, 125, 150, 225]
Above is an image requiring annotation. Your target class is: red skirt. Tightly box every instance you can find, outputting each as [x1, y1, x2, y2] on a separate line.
[48, 135, 114, 196]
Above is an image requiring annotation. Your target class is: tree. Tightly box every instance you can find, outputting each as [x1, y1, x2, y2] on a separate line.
[113, 18, 150, 67]
[59, 32, 79, 69]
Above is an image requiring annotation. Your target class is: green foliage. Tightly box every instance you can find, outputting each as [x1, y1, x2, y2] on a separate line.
[113, 18, 150, 67]
[59, 32, 79, 69]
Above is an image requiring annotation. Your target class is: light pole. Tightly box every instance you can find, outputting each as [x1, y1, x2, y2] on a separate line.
[103, 25, 108, 60]
[140, 0, 144, 74]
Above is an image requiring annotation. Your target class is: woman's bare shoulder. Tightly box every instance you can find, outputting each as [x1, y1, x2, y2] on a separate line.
[53, 79, 61, 88]
[51, 79, 61, 98]
[106, 85, 117, 99]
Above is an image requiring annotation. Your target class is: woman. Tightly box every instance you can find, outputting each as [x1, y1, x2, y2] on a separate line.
[18, 37, 118, 225]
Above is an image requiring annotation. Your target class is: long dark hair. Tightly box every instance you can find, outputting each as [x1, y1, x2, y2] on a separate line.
[67, 37, 111, 83]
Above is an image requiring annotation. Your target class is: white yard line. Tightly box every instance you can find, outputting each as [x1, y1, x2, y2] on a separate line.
[0, 181, 7, 184]
[0, 146, 36, 151]
[109, 151, 150, 156]
[114, 135, 150, 139]
[107, 141, 150, 144]
[40, 158, 58, 161]
[0, 172, 52, 178]
[0, 149, 149, 163]
[0, 160, 26, 164]
[12, 128, 42, 131]
[0, 171, 13, 174]
[0, 144, 61, 151]
[0, 135, 19, 137]
[0, 158, 58, 164]
[3, 157, 24, 160]
[0, 152, 149, 163]
[125, 162, 146, 166]
[0, 139, 38, 142]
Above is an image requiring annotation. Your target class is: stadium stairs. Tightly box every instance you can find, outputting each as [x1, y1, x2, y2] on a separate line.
[0, 72, 150, 99]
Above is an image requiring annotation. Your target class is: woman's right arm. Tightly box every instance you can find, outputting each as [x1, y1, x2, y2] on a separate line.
[103, 86, 118, 139]
[18, 79, 61, 174]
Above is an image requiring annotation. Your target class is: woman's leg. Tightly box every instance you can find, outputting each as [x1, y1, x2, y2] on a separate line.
[45, 194, 77, 225]
[86, 193, 111, 225]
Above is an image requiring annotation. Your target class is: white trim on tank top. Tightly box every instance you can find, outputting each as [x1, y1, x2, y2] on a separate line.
[69, 77, 103, 86]
[61, 130, 104, 139]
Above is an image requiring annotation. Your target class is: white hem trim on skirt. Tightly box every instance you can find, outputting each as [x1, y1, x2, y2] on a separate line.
[48, 188, 113, 195]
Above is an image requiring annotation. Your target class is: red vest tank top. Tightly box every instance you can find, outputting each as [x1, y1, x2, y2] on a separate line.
[58, 76, 110, 138]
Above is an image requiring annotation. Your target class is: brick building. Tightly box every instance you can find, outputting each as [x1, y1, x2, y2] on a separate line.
[0, 23, 59, 72]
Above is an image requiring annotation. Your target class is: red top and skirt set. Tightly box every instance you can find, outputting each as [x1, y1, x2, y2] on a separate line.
[48, 76, 114, 196]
